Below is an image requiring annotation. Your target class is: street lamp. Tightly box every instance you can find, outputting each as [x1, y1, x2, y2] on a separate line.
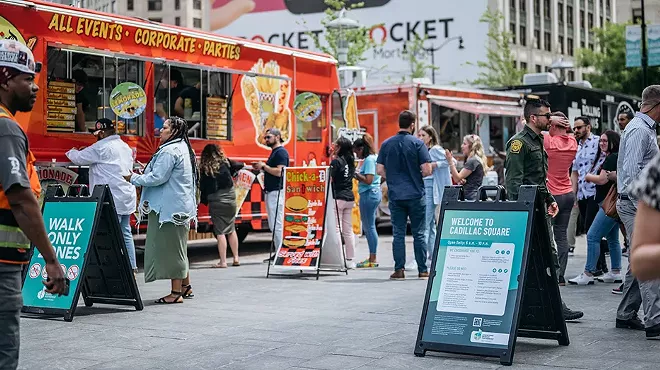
[549, 56, 574, 82]
[402, 36, 464, 84]
[326, 8, 360, 87]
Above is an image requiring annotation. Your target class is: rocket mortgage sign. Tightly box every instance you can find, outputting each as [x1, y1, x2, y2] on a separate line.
[210, 0, 488, 85]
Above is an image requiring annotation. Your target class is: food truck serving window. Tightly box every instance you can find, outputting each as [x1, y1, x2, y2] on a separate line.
[46, 46, 145, 135]
[154, 64, 232, 140]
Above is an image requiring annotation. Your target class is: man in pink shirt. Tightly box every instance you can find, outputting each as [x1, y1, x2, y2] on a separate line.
[544, 112, 578, 285]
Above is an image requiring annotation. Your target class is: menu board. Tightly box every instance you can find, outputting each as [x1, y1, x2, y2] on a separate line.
[273, 167, 328, 270]
[47, 80, 77, 132]
[206, 96, 228, 140]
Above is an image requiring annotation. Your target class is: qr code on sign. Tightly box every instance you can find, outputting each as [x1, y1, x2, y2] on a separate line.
[473, 317, 483, 327]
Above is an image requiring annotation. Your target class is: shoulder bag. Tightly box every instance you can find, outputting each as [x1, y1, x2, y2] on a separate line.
[601, 185, 618, 218]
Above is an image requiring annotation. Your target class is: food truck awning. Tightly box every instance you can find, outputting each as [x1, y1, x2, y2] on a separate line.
[428, 96, 523, 117]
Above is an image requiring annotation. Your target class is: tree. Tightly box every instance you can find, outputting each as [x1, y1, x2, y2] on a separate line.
[577, 22, 660, 96]
[302, 0, 378, 66]
[466, 10, 525, 87]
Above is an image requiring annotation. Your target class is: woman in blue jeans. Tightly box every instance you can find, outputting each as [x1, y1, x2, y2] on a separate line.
[416, 126, 451, 260]
[353, 135, 382, 268]
[569, 130, 623, 285]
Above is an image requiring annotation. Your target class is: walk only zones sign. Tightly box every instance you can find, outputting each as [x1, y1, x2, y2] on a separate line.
[267, 166, 346, 279]
[22, 201, 94, 312]
[22, 185, 142, 321]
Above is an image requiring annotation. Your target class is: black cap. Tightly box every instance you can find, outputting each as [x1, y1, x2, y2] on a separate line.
[90, 118, 115, 134]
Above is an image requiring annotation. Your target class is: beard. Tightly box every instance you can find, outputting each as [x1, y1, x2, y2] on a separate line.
[266, 140, 277, 148]
[14, 93, 35, 112]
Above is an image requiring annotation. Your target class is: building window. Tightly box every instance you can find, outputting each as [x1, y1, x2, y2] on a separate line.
[520, 62, 528, 71]
[154, 66, 233, 140]
[175, 0, 180, 10]
[536, 64, 542, 72]
[519, 0, 526, 12]
[588, 13, 594, 29]
[510, 0, 515, 9]
[580, 41, 585, 48]
[510, 23, 517, 44]
[193, 0, 202, 10]
[567, 6, 573, 25]
[558, 3, 564, 24]
[589, 43, 594, 50]
[46, 46, 145, 135]
[544, 31, 552, 51]
[193, 18, 202, 29]
[175, 17, 181, 26]
[543, 0, 551, 19]
[600, 16, 603, 26]
[580, 10, 585, 29]
[534, 0, 540, 16]
[520, 25, 527, 46]
[127, 0, 133, 11]
[568, 70, 575, 81]
[559, 35, 564, 53]
[148, 0, 162, 11]
[606, 0, 610, 13]
[567, 37, 574, 56]
[111, 0, 116, 13]
[149, 18, 162, 23]
[534, 29, 541, 49]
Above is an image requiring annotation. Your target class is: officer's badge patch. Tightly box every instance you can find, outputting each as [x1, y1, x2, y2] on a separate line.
[510, 140, 523, 153]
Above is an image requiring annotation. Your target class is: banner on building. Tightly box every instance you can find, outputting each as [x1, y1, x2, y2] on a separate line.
[626, 25, 642, 68]
[648, 24, 660, 67]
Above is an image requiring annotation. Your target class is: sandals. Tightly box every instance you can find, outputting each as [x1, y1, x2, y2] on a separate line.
[181, 284, 194, 299]
[155, 290, 183, 304]
[232, 261, 240, 267]
[212, 263, 228, 268]
[356, 259, 379, 268]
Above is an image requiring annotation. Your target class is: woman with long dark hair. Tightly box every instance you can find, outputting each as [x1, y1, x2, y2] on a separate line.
[353, 134, 382, 268]
[331, 137, 357, 268]
[199, 144, 245, 268]
[569, 130, 623, 286]
[126, 117, 198, 304]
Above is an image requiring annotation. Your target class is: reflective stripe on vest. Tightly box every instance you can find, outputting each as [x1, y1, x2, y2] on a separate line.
[0, 224, 30, 249]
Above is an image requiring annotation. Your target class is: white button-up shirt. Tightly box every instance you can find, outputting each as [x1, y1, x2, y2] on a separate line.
[66, 135, 137, 215]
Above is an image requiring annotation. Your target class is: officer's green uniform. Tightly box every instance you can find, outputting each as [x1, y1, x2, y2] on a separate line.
[504, 124, 559, 274]
[504, 125, 556, 206]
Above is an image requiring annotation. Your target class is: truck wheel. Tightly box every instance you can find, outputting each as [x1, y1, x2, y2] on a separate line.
[236, 227, 250, 244]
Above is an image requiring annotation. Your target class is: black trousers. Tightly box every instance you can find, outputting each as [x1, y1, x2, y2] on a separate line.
[578, 196, 609, 272]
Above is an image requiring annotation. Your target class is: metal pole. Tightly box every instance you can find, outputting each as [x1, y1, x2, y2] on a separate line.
[641, 0, 648, 87]
[430, 45, 436, 84]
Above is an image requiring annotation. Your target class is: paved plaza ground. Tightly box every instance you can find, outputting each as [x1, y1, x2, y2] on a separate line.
[17, 232, 658, 370]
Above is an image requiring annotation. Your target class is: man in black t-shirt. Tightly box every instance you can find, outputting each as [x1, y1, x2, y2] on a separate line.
[253, 128, 289, 254]
[72, 69, 89, 132]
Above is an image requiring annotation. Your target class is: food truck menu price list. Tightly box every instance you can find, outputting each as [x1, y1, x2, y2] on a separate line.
[47, 80, 77, 133]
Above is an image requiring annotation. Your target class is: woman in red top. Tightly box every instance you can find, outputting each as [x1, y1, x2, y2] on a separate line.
[543, 112, 578, 285]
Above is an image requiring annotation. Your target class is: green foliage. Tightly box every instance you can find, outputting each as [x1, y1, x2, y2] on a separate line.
[302, 0, 378, 66]
[577, 22, 660, 96]
[466, 10, 525, 87]
[404, 35, 439, 81]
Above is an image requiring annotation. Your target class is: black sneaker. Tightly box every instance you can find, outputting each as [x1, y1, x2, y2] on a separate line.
[558, 276, 566, 286]
[563, 306, 584, 321]
[612, 283, 624, 295]
[592, 269, 604, 277]
[616, 316, 644, 331]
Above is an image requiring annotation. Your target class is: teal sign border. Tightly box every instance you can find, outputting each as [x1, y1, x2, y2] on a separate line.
[22, 201, 98, 311]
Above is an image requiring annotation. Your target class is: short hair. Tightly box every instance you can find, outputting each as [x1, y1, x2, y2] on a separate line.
[72, 69, 88, 85]
[266, 128, 282, 142]
[642, 85, 660, 104]
[398, 110, 416, 129]
[575, 116, 591, 126]
[523, 98, 551, 122]
[619, 110, 634, 120]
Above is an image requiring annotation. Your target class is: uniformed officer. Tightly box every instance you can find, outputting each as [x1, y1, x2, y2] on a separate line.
[0, 39, 67, 369]
[505, 98, 584, 321]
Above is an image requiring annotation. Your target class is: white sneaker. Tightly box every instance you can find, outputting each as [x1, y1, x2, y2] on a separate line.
[345, 260, 356, 270]
[568, 273, 595, 285]
[405, 261, 418, 271]
[568, 247, 575, 257]
[597, 271, 623, 283]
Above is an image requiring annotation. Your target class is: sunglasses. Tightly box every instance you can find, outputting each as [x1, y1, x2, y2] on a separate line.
[264, 135, 274, 139]
[531, 113, 552, 120]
